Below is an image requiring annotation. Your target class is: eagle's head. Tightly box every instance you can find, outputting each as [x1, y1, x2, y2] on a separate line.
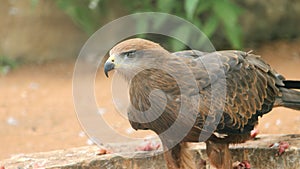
[104, 38, 169, 79]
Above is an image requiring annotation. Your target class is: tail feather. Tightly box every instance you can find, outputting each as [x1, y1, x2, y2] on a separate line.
[283, 80, 300, 89]
[279, 87, 300, 110]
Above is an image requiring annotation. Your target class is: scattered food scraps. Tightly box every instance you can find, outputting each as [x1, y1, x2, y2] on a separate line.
[97, 148, 112, 155]
[135, 140, 160, 151]
[6, 116, 18, 126]
[275, 119, 281, 126]
[86, 139, 95, 145]
[269, 141, 290, 156]
[233, 160, 251, 169]
[78, 131, 86, 138]
[97, 108, 106, 115]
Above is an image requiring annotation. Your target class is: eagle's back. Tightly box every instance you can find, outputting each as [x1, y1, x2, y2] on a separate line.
[127, 50, 283, 144]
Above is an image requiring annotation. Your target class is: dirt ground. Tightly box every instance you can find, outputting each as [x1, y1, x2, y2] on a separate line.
[1, 39, 300, 160]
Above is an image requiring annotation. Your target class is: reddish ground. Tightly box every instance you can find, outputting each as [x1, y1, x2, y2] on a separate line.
[1, 40, 300, 160]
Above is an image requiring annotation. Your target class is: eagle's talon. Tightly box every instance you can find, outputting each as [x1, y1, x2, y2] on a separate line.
[250, 128, 259, 139]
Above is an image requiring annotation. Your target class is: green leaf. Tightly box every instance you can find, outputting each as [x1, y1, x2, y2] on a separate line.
[30, 0, 39, 8]
[170, 24, 192, 51]
[55, 0, 98, 35]
[170, 39, 186, 51]
[136, 19, 149, 36]
[193, 19, 202, 28]
[0, 55, 18, 75]
[213, 0, 242, 24]
[224, 26, 243, 49]
[184, 0, 199, 20]
[153, 15, 169, 30]
[212, 0, 243, 48]
[88, 0, 100, 9]
[157, 0, 175, 12]
[195, 0, 212, 15]
[201, 15, 219, 38]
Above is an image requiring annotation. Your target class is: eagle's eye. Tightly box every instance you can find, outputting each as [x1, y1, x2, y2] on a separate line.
[123, 50, 136, 58]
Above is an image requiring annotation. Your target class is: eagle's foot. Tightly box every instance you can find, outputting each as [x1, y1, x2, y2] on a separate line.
[250, 128, 259, 139]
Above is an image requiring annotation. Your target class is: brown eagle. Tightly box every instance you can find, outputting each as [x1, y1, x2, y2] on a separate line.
[104, 38, 300, 169]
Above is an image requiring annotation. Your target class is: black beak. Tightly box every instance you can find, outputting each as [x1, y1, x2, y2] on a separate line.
[104, 61, 115, 77]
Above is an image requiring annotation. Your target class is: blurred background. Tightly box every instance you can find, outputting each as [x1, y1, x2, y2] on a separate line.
[1, 0, 300, 160]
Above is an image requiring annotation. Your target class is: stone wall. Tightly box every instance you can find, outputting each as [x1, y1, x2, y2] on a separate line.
[213, 0, 300, 48]
[238, 0, 300, 42]
[1, 135, 300, 169]
[0, 0, 87, 62]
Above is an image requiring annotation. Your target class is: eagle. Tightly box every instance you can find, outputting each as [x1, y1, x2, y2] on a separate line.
[104, 38, 300, 169]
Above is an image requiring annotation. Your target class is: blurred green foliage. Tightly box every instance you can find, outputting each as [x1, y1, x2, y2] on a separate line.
[0, 55, 17, 75]
[54, 0, 105, 35]
[126, 0, 243, 49]
[32, 0, 244, 49]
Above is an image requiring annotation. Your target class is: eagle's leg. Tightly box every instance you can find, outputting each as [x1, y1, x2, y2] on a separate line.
[206, 141, 232, 169]
[163, 145, 180, 169]
[163, 142, 201, 169]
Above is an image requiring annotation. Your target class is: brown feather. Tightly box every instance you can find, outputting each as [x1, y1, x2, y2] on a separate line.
[106, 38, 300, 169]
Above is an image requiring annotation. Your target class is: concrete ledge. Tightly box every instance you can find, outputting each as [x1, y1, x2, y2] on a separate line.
[1, 134, 300, 169]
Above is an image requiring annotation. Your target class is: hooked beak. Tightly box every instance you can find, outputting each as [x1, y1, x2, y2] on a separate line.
[104, 55, 115, 78]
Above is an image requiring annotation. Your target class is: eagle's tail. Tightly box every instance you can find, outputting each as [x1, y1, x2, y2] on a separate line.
[282, 80, 300, 89]
[278, 80, 300, 110]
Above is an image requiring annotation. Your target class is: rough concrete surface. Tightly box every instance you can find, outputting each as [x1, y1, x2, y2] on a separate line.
[1, 134, 300, 169]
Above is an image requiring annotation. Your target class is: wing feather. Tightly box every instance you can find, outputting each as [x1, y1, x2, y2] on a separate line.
[128, 48, 282, 143]
[181, 50, 283, 137]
